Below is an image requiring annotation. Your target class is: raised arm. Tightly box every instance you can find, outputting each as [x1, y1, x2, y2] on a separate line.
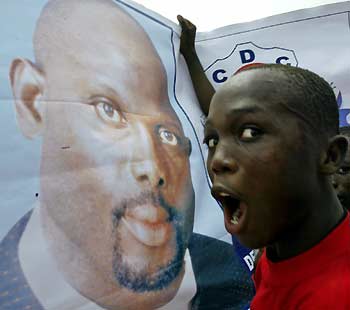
[177, 15, 215, 116]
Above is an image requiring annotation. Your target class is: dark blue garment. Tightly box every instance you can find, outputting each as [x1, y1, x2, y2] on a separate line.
[189, 234, 254, 310]
[0, 211, 254, 310]
[0, 211, 43, 310]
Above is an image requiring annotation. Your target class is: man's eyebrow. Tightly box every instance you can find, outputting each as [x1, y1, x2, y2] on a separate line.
[204, 105, 265, 129]
[228, 105, 265, 116]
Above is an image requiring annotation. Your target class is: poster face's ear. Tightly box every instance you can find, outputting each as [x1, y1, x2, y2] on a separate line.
[9, 58, 46, 139]
[319, 135, 348, 175]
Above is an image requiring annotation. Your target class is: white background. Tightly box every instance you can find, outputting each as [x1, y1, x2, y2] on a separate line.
[132, 0, 346, 30]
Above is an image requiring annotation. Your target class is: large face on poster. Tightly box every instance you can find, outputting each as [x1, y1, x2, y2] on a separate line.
[2, 0, 195, 308]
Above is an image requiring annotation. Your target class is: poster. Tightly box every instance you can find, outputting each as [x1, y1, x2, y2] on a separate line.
[0, 0, 253, 309]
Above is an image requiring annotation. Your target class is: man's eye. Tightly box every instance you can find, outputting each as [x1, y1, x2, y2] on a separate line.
[95, 101, 125, 126]
[338, 166, 350, 175]
[159, 128, 178, 146]
[204, 137, 218, 149]
[240, 127, 262, 141]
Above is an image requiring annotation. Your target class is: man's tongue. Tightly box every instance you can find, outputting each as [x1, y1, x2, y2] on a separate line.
[122, 204, 171, 247]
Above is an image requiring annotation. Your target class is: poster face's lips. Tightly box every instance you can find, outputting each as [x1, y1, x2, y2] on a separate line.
[122, 216, 171, 247]
[126, 204, 169, 223]
[122, 204, 171, 247]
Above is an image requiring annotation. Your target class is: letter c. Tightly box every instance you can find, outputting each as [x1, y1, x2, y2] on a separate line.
[276, 56, 290, 65]
[213, 69, 228, 83]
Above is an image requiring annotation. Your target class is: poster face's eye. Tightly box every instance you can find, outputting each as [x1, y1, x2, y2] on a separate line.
[94, 99, 126, 127]
[158, 127, 178, 146]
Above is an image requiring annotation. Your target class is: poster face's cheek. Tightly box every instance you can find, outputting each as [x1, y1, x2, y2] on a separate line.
[167, 152, 193, 211]
[150, 123, 195, 248]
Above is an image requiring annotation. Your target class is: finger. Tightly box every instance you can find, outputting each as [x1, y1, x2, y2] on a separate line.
[177, 15, 192, 28]
[177, 15, 187, 27]
[183, 18, 195, 31]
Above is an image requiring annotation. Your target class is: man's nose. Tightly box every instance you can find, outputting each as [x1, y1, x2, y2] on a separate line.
[332, 174, 341, 190]
[131, 159, 165, 188]
[332, 178, 338, 190]
[210, 143, 238, 175]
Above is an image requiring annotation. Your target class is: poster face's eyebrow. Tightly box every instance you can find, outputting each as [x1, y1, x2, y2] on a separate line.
[85, 86, 127, 110]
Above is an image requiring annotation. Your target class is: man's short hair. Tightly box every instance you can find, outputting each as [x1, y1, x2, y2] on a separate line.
[238, 64, 339, 142]
[340, 125, 350, 137]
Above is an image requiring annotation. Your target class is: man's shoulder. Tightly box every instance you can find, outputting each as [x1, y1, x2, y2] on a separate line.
[296, 268, 350, 308]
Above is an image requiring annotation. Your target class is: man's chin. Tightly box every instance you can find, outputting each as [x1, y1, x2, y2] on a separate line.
[338, 194, 350, 211]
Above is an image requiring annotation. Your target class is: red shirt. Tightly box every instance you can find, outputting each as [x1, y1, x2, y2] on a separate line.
[251, 213, 350, 309]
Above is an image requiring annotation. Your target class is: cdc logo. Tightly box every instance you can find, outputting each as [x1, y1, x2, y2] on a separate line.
[204, 41, 298, 86]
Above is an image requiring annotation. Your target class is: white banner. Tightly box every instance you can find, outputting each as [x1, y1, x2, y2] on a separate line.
[195, 1, 350, 126]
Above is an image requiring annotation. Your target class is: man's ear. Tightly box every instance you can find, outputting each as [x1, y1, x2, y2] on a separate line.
[9, 58, 46, 139]
[319, 135, 348, 175]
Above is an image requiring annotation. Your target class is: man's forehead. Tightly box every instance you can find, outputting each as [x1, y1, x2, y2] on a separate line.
[227, 69, 286, 95]
[215, 71, 283, 108]
[209, 73, 310, 130]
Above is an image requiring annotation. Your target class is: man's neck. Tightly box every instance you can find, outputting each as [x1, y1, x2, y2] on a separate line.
[267, 189, 345, 262]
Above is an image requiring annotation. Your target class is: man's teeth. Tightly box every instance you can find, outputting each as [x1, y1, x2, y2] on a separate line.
[220, 192, 230, 197]
[218, 192, 242, 225]
[230, 208, 241, 225]
[231, 215, 239, 225]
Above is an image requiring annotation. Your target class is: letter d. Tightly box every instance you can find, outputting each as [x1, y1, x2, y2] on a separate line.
[239, 49, 255, 64]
